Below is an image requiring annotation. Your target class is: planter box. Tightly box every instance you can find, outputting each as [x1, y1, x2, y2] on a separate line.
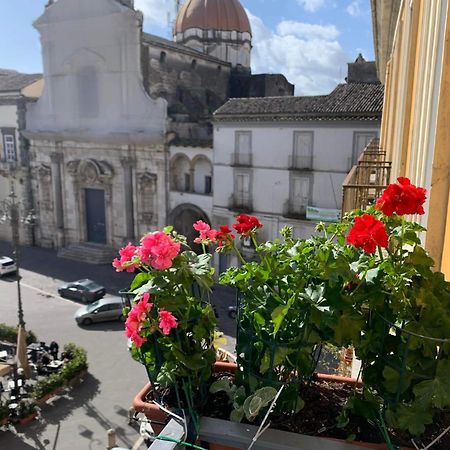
[18, 412, 37, 426]
[133, 362, 236, 435]
[133, 364, 407, 450]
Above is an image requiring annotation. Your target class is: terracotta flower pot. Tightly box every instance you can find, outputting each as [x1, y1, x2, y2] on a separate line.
[35, 386, 64, 407]
[18, 412, 37, 426]
[133, 361, 237, 435]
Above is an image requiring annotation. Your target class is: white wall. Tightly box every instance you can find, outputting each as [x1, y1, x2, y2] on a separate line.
[212, 120, 380, 241]
[26, 0, 166, 137]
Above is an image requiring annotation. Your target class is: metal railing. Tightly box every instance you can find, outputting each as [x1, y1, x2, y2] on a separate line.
[230, 152, 252, 166]
[228, 193, 253, 212]
[342, 138, 392, 215]
[288, 154, 313, 170]
[282, 199, 307, 219]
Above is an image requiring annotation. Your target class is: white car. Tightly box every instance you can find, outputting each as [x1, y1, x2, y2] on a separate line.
[0, 256, 16, 277]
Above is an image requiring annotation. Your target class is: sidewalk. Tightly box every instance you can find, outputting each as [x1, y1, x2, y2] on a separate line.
[0, 240, 134, 295]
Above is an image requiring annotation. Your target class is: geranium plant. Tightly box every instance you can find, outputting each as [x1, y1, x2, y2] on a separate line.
[116, 177, 450, 446]
[113, 227, 218, 432]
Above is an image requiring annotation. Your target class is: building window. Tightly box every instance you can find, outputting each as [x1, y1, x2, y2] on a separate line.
[352, 132, 378, 166]
[3, 134, 16, 162]
[205, 175, 212, 194]
[184, 173, 191, 192]
[160, 51, 166, 63]
[191, 59, 197, 69]
[291, 131, 313, 170]
[285, 175, 311, 218]
[231, 171, 252, 210]
[233, 131, 252, 166]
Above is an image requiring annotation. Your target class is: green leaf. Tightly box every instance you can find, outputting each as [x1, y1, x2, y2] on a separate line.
[243, 387, 277, 421]
[230, 407, 244, 422]
[413, 360, 450, 408]
[210, 379, 232, 395]
[395, 403, 433, 436]
[383, 366, 411, 394]
[130, 272, 151, 291]
[333, 311, 364, 346]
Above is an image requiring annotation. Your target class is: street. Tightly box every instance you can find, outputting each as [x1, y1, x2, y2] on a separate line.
[0, 241, 236, 450]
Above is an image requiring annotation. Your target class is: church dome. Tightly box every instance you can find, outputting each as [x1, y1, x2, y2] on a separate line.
[174, 0, 251, 35]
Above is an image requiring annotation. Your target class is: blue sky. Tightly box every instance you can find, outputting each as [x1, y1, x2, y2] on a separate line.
[0, 0, 374, 95]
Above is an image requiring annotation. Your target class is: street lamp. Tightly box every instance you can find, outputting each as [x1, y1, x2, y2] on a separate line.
[0, 173, 35, 378]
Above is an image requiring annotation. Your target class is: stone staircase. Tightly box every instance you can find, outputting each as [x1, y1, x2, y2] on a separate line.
[57, 242, 117, 265]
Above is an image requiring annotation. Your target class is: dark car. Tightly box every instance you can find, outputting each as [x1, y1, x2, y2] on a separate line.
[58, 279, 106, 303]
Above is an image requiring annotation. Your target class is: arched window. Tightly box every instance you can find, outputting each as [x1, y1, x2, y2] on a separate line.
[191, 59, 197, 70]
[171, 155, 191, 192]
[192, 156, 212, 195]
[77, 66, 99, 118]
[160, 51, 166, 63]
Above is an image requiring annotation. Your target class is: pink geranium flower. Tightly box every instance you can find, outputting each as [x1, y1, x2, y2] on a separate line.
[158, 309, 178, 335]
[193, 220, 218, 244]
[139, 232, 181, 270]
[112, 243, 140, 272]
[125, 293, 153, 347]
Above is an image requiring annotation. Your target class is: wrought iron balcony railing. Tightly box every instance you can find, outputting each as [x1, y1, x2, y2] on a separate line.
[228, 193, 253, 212]
[342, 138, 392, 215]
[230, 152, 252, 167]
[288, 154, 313, 170]
[282, 199, 307, 219]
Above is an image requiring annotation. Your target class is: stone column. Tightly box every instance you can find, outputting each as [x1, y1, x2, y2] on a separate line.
[121, 157, 135, 241]
[50, 151, 64, 248]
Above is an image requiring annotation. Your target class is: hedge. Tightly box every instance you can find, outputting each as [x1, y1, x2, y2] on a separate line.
[32, 343, 88, 401]
[0, 323, 37, 345]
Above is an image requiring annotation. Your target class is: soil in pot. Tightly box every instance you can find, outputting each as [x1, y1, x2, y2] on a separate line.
[204, 376, 450, 450]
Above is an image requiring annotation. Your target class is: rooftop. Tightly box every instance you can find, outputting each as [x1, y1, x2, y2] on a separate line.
[0, 69, 42, 94]
[214, 82, 384, 122]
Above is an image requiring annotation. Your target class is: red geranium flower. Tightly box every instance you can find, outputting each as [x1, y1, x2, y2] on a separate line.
[347, 214, 389, 254]
[216, 225, 235, 251]
[376, 177, 427, 216]
[232, 214, 263, 237]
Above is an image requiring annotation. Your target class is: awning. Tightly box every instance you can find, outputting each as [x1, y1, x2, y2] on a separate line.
[0, 363, 12, 377]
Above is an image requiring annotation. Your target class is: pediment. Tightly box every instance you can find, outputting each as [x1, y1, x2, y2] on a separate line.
[34, 0, 131, 28]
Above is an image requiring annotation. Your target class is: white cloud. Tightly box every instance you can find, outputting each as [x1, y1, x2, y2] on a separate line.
[248, 11, 348, 95]
[346, 1, 362, 17]
[297, 0, 326, 13]
[135, 0, 175, 28]
[277, 21, 340, 41]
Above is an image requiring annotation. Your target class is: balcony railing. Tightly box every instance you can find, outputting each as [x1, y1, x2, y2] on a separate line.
[342, 138, 392, 215]
[283, 200, 307, 219]
[230, 152, 252, 167]
[228, 193, 253, 212]
[288, 154, 313, 170]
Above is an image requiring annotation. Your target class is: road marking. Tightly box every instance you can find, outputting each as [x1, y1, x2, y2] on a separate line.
[20, 281, 75, 305]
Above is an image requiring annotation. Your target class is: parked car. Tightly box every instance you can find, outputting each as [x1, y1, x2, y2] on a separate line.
[74, 297, 125, 326]
[0, 256, 17, 277]
[58, 279, 106, 303]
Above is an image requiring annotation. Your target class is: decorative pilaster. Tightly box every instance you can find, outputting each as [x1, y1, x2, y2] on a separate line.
[50, 151, 64, 248]
[121, 157, 135, 241]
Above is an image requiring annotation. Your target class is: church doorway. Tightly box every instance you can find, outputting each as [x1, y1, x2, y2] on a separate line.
[169, 204, 210, 253]
[85, 188, 106, 244]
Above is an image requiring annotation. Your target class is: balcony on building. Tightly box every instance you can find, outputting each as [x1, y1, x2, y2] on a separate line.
[283, 200, 307, 219]
[288, 154, 313, 171]
[230, 153, 252, 167]
[228, 192, 253, 212]
[342, 138, 392, 215]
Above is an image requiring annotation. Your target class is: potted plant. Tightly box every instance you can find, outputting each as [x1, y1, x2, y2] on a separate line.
[16, 399, 38, 426]
[117, 178, 450, 450]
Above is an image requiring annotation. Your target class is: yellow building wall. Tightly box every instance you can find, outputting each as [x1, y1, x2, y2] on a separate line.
[379, 0, 450, 279]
